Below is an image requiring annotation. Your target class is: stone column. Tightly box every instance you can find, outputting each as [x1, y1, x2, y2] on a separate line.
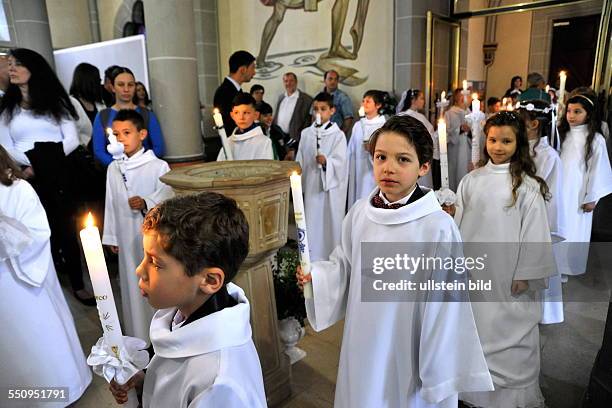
[394, 0, 456, 94]
[9, 0, 54, 67]
[87, 0, 101, 43]
[143, 0, 203, 162]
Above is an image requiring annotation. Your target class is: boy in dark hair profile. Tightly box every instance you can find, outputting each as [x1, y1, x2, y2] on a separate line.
[109, 192, 267, 407]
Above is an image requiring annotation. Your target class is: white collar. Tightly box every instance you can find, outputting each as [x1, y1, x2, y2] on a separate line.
[362, 115, 385, 125]
[312, 121, 340, 136]
[226, 76, 241, 91]
[231, 125, 264, 142]
[124, 148, 157, 169]
[485, 160, 510, 173]
[366, 186, 440, 225]
[528, 136, 549, 148]
[378, 185, 417, 205]
[569, 124, 589, 133]
[150, 283, 252, 358]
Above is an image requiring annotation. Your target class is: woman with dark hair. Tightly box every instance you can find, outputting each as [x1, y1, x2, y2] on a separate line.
[504, 75, 523, 98]
[92, 67, 165, 166]
[70, 62, 105, 124]
[0, 48, 95, 305]
[134, 81, 151, 110]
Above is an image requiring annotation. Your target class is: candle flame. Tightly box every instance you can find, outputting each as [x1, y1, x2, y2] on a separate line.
[441, 91, 446, 99]
[106, 127, 113, 136]
[292, 171, 298, 176]
[438, 118, 445, 125]
[471, 93, 478, 100]
[85, 212, 95, 228]
[213, 108, 220, 114]
[560, 70, 566, 77]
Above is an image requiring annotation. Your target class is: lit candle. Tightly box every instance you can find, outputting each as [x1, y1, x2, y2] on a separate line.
[462, 80, 468, 91]
[502, 97, 508, 108]
[212, 108, 234, 161]
[462, 80, 469, 105]
[441, 91, 446, 101]
[289, 172, 313, 299]
[545, 85, 550, 94]
[315, 113, 322, 169]
[438, 119, 449, 189]
[471, 93, 480, 113]
[358, 106, 365, 118]
[80, 213, 124, 357]
[558, 71, 567, 106]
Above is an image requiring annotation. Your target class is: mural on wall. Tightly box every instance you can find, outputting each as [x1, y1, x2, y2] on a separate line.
[218, 0, 392, 108]
[256, 0, 370, 86]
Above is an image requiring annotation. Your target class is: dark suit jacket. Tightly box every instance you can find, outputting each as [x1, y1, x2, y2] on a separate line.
[213, 77, 242, 135]
[274, 90, 313, 147]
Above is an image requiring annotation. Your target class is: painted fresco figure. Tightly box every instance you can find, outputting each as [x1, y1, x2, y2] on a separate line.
[257, 0, 370, 67]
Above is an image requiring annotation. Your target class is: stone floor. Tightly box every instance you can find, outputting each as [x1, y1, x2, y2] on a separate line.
[65, 271, 607, 408]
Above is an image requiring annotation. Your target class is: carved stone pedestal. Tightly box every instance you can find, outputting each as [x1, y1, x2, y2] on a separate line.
[161, 160, 300, 407]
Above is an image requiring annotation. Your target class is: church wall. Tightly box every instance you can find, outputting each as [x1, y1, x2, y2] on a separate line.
[466, 16, 485, 82]
[97, 0, 124, 41]
[217, 0, 393, 116]
[486, 10, 532, 101]
[46, 0, 91, 49]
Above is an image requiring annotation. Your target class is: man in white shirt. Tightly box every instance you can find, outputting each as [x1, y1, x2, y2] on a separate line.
[274, 72, 313, 159]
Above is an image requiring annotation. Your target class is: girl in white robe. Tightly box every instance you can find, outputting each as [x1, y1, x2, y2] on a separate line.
[454, 111, 556, 408]
[445, 89, 472, 191]
[296, 118, 348, 261]
[557, 92, 612, 277]
[0, 147, 92, 407]
[347, 90, 386, 208]
[103, 148, 174, 342]
[398, 89, 439, 188]
[517, 100, 566, 324]
[298, 115, 493, 408]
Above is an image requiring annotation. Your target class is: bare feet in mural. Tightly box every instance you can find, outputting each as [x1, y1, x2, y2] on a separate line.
[257, 0, 370, 66]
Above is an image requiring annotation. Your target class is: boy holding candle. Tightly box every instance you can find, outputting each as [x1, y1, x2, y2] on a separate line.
[217, 93, 274, 160]
[296, 115, 493, 407]
[109, 192, 267, 407]
[295, 92, 348, 261]
[347, 89, 386, 208]
[103, 109, 174, 342]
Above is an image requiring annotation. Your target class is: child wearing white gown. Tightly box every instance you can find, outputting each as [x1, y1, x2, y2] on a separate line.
[347, 89, 385, 208]
[297, 115, 493, 408]
[517, 99, 566, 324]
[556, 91, 612, 278]
[453, 111, 556, 408]
[0, 145, 91, 407]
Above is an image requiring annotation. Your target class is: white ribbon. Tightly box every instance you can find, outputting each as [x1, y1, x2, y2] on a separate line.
[87, 335, 150, 385]
[435, 187, 457, 206]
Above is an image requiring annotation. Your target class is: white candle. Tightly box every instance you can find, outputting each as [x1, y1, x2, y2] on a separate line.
[559, 71, 567, 106]
[462, 80, 468, 91]
[441, 91, 446, 101]
[315, 113, 322, 168]
[545, 85, 550, 94]
[358, 106, 365, 118]
[289, 172, 313, 299]
[212, 108, 234, 160]
[438, 119, 449, 189]
[471, 93, 480, 113]
[80, 213, 124, 357]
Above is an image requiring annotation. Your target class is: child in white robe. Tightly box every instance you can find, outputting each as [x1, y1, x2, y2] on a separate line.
[453, 111, 556, 407]
[0, 146, 92, 407]
[103, 109, 174, 342]
[217, 93, 274, 160]
[398, 88, 439, 188]
[347, 89, 385, 208]
[445, 88, 472, 191]
[517, 99, 566, 324]
[297, 115, 493, 408]
[109, 192, 266, 408]
[557, 91, 612, 278]
[296, 92, 348, 261]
